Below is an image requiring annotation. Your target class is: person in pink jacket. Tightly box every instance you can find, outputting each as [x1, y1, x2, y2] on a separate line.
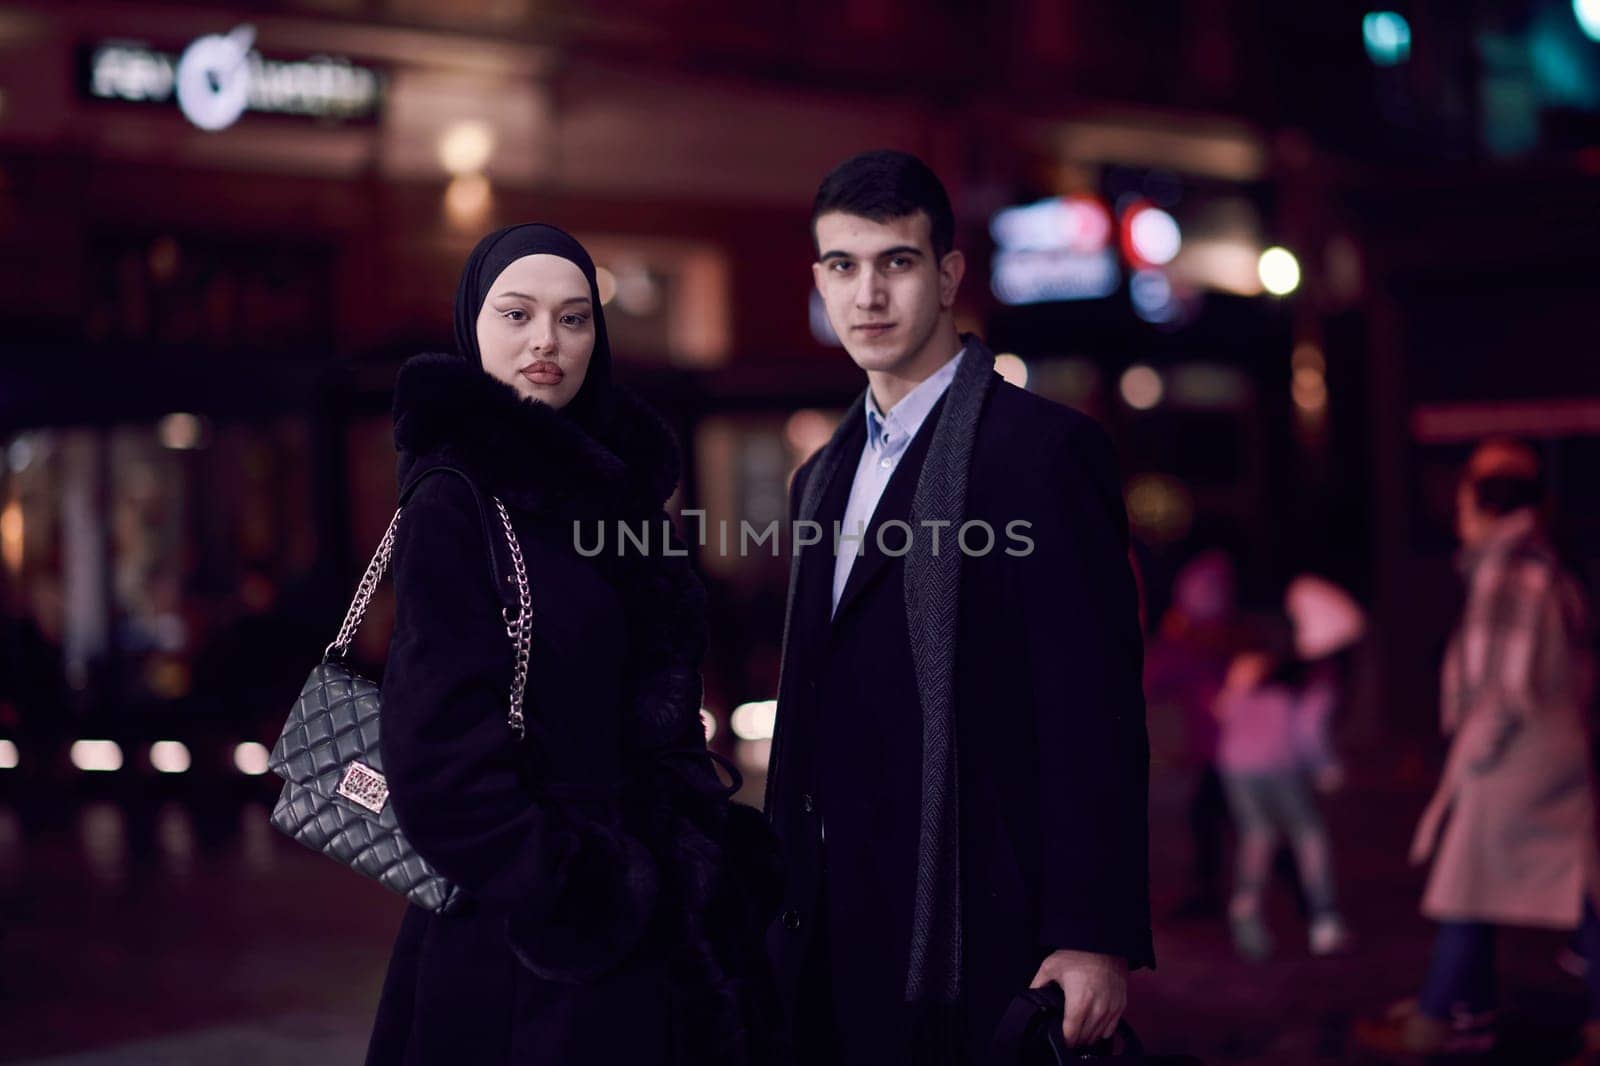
[1357, 440, 1599, 1061]
[1214, 576, 1365, 962]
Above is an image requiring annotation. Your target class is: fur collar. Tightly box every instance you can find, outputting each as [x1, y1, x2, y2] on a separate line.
[393, 353, 680, 518]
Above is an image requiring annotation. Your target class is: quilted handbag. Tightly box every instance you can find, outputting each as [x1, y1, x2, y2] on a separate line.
[267, 468, 532, 913]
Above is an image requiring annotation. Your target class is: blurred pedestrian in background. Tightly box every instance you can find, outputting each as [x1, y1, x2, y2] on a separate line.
[1145, 550, 1242, 920]
[365, 223, 777, 1066]
[1213, 575, 1364, 962]
[1357, 439, 1599, 1061]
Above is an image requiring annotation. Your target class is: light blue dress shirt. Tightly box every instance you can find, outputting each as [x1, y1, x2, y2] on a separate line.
[830, 350, 963, 615]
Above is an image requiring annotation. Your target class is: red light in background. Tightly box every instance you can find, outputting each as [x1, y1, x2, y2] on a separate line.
[1119, 199, 1183, 269]
[1060, 195, 1112, 254]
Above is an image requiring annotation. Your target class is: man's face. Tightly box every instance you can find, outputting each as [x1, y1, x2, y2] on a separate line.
[811, 211, 963, 377]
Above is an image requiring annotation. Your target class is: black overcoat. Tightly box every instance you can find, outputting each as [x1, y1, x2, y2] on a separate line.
[367, 354, 779, 1066]
[766, 349, 1154, 1064]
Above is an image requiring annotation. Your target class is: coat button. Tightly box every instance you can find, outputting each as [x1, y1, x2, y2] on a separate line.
[782, 909, 802, 932]
[801, 793, 815, 813]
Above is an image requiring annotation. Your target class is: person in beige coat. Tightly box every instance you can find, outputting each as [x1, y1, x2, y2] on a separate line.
[1359, 440, 1598, 1061]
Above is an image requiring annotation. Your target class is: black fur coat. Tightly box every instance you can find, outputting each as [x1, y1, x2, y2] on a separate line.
[366, 354, 779, 1066]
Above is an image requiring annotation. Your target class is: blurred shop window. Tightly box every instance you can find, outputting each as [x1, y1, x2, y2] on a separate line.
[694, 411, 840, 583]
[584, 239, 730, 369]
[1, 417, 321, 730]
[118, 417, 321, 719]
[88, 234, 333, 350]
[109, 426, 188, 704]
[1, 433, 72, 734]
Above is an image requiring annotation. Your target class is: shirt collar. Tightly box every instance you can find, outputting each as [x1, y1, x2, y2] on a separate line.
[864, 348, 963, 452]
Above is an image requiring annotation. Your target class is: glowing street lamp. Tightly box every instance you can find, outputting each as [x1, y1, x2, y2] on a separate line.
[1258, 247, 1302, 296]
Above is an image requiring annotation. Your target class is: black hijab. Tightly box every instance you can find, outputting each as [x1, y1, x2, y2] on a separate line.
[452, 222, 614, 430]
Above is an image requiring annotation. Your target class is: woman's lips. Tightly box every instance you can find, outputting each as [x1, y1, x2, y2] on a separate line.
[520, 361, 563, 386]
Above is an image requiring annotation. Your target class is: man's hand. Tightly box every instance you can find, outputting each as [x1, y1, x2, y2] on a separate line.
[1029, 949, 1128, 1047]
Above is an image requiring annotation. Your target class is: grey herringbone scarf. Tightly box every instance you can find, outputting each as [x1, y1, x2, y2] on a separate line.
[903, 337, 997, 1004]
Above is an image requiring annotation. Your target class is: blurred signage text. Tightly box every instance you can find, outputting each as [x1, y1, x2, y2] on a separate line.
[989, 196, 1120, 305]
[83, 26, 384, 131]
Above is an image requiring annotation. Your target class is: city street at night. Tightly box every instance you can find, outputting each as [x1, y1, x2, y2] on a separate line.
[4, 1, 1600, 1063]
[4, 754, 1598, 1065]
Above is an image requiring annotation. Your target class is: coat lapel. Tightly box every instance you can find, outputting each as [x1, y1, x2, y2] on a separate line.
[832, 393, 946, 624]
[767, 398, 867, 811]
[802, 424, 861, 630]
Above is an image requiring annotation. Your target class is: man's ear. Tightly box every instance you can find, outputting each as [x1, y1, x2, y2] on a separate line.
[939, 250, 966, 309]
[812, 260, 825, 296]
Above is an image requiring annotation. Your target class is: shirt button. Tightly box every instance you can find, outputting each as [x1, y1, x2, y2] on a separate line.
[782, 909, 803, 931]
[801, 793, 815, 813]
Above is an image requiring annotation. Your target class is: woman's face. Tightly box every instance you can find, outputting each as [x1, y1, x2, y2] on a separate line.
[476, 253, 595, 409]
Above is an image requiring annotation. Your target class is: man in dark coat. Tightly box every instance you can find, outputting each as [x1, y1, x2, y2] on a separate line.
[765, 151, 1153, 1065]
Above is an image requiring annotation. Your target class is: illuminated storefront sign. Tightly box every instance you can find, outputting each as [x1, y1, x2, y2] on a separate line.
[989, 195, 1120, 305]
[83, 26, 384, 131]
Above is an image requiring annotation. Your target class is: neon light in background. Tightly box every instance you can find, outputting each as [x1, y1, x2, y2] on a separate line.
[150, 741, 191, 774]
[445, 173, 493, 228]
[1258, 246, 1302, 295]
[1129, 269, 1180, 324]
[233, 741, 270, 775]
[1120, 365, 1165, 410]
[86, 31, 383, 131]
[175, 24, 256, 131]
[157, 413, 207, 451]
[991, 249, 1120, 305]
[989, 195, 1112, 254]
[437, 120, 494, 176]
[993, 353, 1030, 389]
[70, 740, 123, 773]
[990, 195, 1121, 305]
[1577, 0, 1600, 43]
[1363, 12, 1412, 66]
[730, 700, 777, 741]
[1122, 202, 1182, 268]
[1, 499, 21, 576]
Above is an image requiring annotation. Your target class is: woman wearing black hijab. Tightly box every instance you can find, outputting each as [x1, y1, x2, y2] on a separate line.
[366, 225, 778, 1065]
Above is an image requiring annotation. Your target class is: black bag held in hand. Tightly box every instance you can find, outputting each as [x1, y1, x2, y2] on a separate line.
[990, 984, 1203, 1065]
[267, 468, 532, 914]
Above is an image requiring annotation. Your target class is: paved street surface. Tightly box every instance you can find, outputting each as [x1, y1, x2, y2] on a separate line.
[2, 750, 1594, 1064]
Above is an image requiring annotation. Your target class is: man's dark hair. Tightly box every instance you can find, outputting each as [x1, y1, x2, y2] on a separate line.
[1472, 474, 1544, 517]
[810, 150, 955, 259]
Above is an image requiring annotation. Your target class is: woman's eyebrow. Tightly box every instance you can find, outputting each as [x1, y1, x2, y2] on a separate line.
[490, 292, 592, 305]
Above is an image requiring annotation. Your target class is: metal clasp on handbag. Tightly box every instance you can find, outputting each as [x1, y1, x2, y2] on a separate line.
[336, 761, 390, 813]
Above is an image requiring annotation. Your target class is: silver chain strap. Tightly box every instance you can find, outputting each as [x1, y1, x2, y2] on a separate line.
[326, 509, 401, 660]
[494, 498, 532, 740]
[325, 496, 530, 739]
